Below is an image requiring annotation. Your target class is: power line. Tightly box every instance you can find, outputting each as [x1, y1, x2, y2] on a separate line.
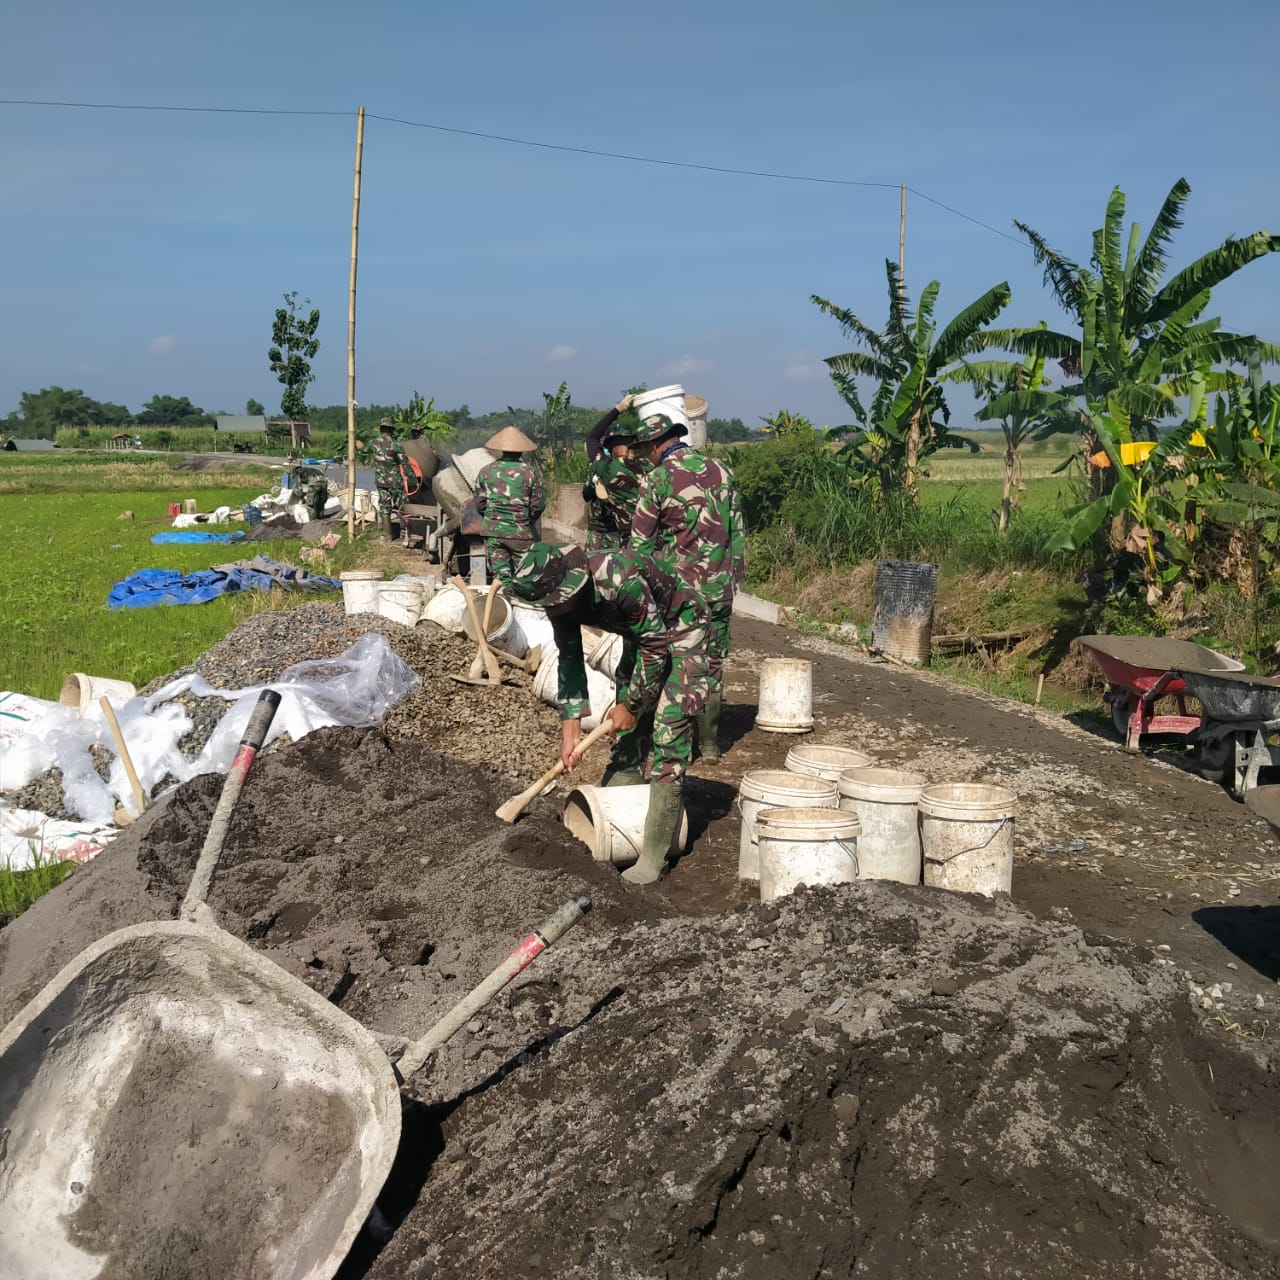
[0, 97, 1027, 247]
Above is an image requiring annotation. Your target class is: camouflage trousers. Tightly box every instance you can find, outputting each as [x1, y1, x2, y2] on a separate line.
[609, 627, 710, 786]
[376, 484, 404, 518]
[706, 594, 733, 685]
[486, 535, 533, 588]
[585, 526, 623, 553]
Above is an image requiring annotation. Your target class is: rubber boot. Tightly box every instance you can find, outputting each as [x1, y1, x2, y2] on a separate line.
[697, 688, 723, 763]
[601, 769, 644, 788]
[380, 512, 393, 541]
[622, 782, 682, 885]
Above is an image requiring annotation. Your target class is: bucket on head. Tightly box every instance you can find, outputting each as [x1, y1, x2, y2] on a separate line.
[871, 560, 938, 666]
[532, 651, 615, 732]
[837, 766, 927, 884]
[632, 384, 690, 430]
[59, 674, 137, 716]
[756, 658, 813, 733]
[563, 785, 688, 866]
[378, 582, 425, 627]
[757, 806, 862, 903]
[684, 394, 708, 449]
[785, 743, 873, 782]
[737, 769, 838, 881]
[918, 782, 1017, 898]
[339, 570, 382, 617]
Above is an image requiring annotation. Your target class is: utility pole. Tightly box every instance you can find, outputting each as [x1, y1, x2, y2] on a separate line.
[346, 105, 365, 541]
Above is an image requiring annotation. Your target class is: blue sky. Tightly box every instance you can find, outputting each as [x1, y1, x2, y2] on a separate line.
[2, 0, 1277, 425]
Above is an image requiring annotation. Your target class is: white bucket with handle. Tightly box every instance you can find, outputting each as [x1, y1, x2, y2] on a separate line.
[918, 782, 1017, 897]
[757, 806, 862, 903]
[340, 570, 381, 617]
[511, 601, 556, 656]
[632, 384, 690, 430]
[785, 744, 873, 783]
[59, 675, 137, 715]
[756, 658, 813, 733]
[460, 589, 522, 655]
[737, 769, 838, 881]
[377, 582, 425, 627]
[585, 629, 624, 679]
[837, 766, 927, 884]
[684, 394, 708, 449]
[562, 785, 688, 866]
[532, 651, 615, 732]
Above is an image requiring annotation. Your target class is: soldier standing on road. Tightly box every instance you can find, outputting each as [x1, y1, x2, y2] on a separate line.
[630, 412, 745, 763]
[473, 426, 545, 587]
[355, 418, 410, 540]
[507, 541, 710, 885]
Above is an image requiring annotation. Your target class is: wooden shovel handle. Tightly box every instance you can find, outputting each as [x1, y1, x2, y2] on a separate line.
[452, 574, 502, 684]
[495, 718, 616, 823]
[100, 697, 147, 817]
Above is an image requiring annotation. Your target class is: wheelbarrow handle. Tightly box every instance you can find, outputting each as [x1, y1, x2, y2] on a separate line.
[180, 690, 282, 921]
[395, 892, 591, 1082]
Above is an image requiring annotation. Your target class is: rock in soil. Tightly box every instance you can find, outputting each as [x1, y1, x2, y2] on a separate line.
[1, 727, 1276, 1280]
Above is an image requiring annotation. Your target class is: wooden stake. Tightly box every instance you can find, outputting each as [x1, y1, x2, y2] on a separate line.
[1035, 673, 1046, 706]
[100, 697, 147, 818]
[898, 183, 907, 297]
[346, 106, 365, 542]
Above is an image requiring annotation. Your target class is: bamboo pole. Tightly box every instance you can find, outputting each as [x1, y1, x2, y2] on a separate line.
[898, 183, 907, 297]
[346, 106, 365, 542]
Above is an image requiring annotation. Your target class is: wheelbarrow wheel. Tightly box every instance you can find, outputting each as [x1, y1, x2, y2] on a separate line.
[1110, 690, 1136, 737]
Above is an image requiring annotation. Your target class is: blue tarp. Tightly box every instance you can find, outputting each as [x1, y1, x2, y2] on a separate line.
[150, 530, 247, 545]
[107, 556, 339, 610]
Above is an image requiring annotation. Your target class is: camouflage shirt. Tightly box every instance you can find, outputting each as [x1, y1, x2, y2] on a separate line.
[474, 458, 546, 538]
[630, 445, 746, 604]
[362, 435, 410, 496]
[550, 547, 708, 720]
[582, 454, 646, 545]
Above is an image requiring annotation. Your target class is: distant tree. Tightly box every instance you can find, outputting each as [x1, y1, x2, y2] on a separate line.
[245, 398, 266, 416]
[137, 394, 206, 425]
[268, 292, 321, 420]
[760, 409, 815, 437]
[707, 416, 754, 443]
[6, 387, 133, 435]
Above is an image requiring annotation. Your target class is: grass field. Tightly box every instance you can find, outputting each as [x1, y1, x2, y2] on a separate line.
[0, 474, 325, 699]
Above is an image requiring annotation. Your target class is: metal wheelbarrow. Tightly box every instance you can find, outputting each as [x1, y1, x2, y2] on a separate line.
[1171, 667, 1280, 797]
[1076, 635, 1244, 752]
[0, 691, 590, 1280]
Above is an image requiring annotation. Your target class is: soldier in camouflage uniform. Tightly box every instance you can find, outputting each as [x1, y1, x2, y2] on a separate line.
[473, 426, 545, 587]
[582, 421, 647, 551]
[630, 412, 745, 762]
[356, 418, 409, 539]
[507, 541, 710, 884]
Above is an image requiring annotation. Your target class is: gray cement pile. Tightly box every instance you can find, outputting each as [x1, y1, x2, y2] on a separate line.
[1, 728, 1275, 1280]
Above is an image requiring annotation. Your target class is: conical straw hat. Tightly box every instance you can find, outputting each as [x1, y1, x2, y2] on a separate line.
[487, 426, 537, 452]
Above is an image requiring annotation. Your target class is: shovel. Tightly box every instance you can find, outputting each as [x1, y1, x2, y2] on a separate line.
[448, 574, 503, 687]
[0, 688, 592, 1280]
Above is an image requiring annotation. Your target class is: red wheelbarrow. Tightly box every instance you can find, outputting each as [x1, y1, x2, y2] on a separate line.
[1076, 635, 1244, 752]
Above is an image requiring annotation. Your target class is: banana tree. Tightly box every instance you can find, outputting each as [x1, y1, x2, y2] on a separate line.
[395, 392, 456, 444]
[813, 262, 1064, 501]
[1016, 179, 1280, 445]
[970, 330, 1075, 531]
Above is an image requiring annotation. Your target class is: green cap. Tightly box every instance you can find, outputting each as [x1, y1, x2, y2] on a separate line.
[506, 542, 590, 608]
[631, 412, 687, 448]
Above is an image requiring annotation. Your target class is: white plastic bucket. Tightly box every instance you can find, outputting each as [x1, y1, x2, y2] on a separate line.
[632, 384, 690, 430]
[512, 601, 556, 656]
[918, 783, 1017, 898]
[562, 785, 689, 866]
[339, 570, 381, 617]
[737, 769, 839, 881]
[837, 766, 927, 884]
[378, 582, 425, 627]
[585, 629, 624, 679]
[59, 674, 137, 715]
[785, 744, 873, 782]
[757, 658, 813, 733]
[684, 394, 708, 449]
[461, 590, 519, 653]
[757, 806, 862, 903]
[532, 651, 615, 732]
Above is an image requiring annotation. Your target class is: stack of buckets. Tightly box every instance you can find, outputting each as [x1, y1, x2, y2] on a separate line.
[741, 659, 1017, 901]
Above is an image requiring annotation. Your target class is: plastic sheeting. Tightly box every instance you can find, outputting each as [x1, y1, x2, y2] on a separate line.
[107, 556, 339, 609]
[0, 634, 420, 825]
[150, 531, 247, 545]
[0, 808, 116, 872]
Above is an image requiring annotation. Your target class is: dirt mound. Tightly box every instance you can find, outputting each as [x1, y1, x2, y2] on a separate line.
[3, 728, 1278, 1277]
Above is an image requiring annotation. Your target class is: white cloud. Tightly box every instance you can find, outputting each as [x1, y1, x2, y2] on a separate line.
[548, 344, 577, 363]
[661, 354, 710, 378]
[784, 355, 824, 380]
[147, 335, 178, 355]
